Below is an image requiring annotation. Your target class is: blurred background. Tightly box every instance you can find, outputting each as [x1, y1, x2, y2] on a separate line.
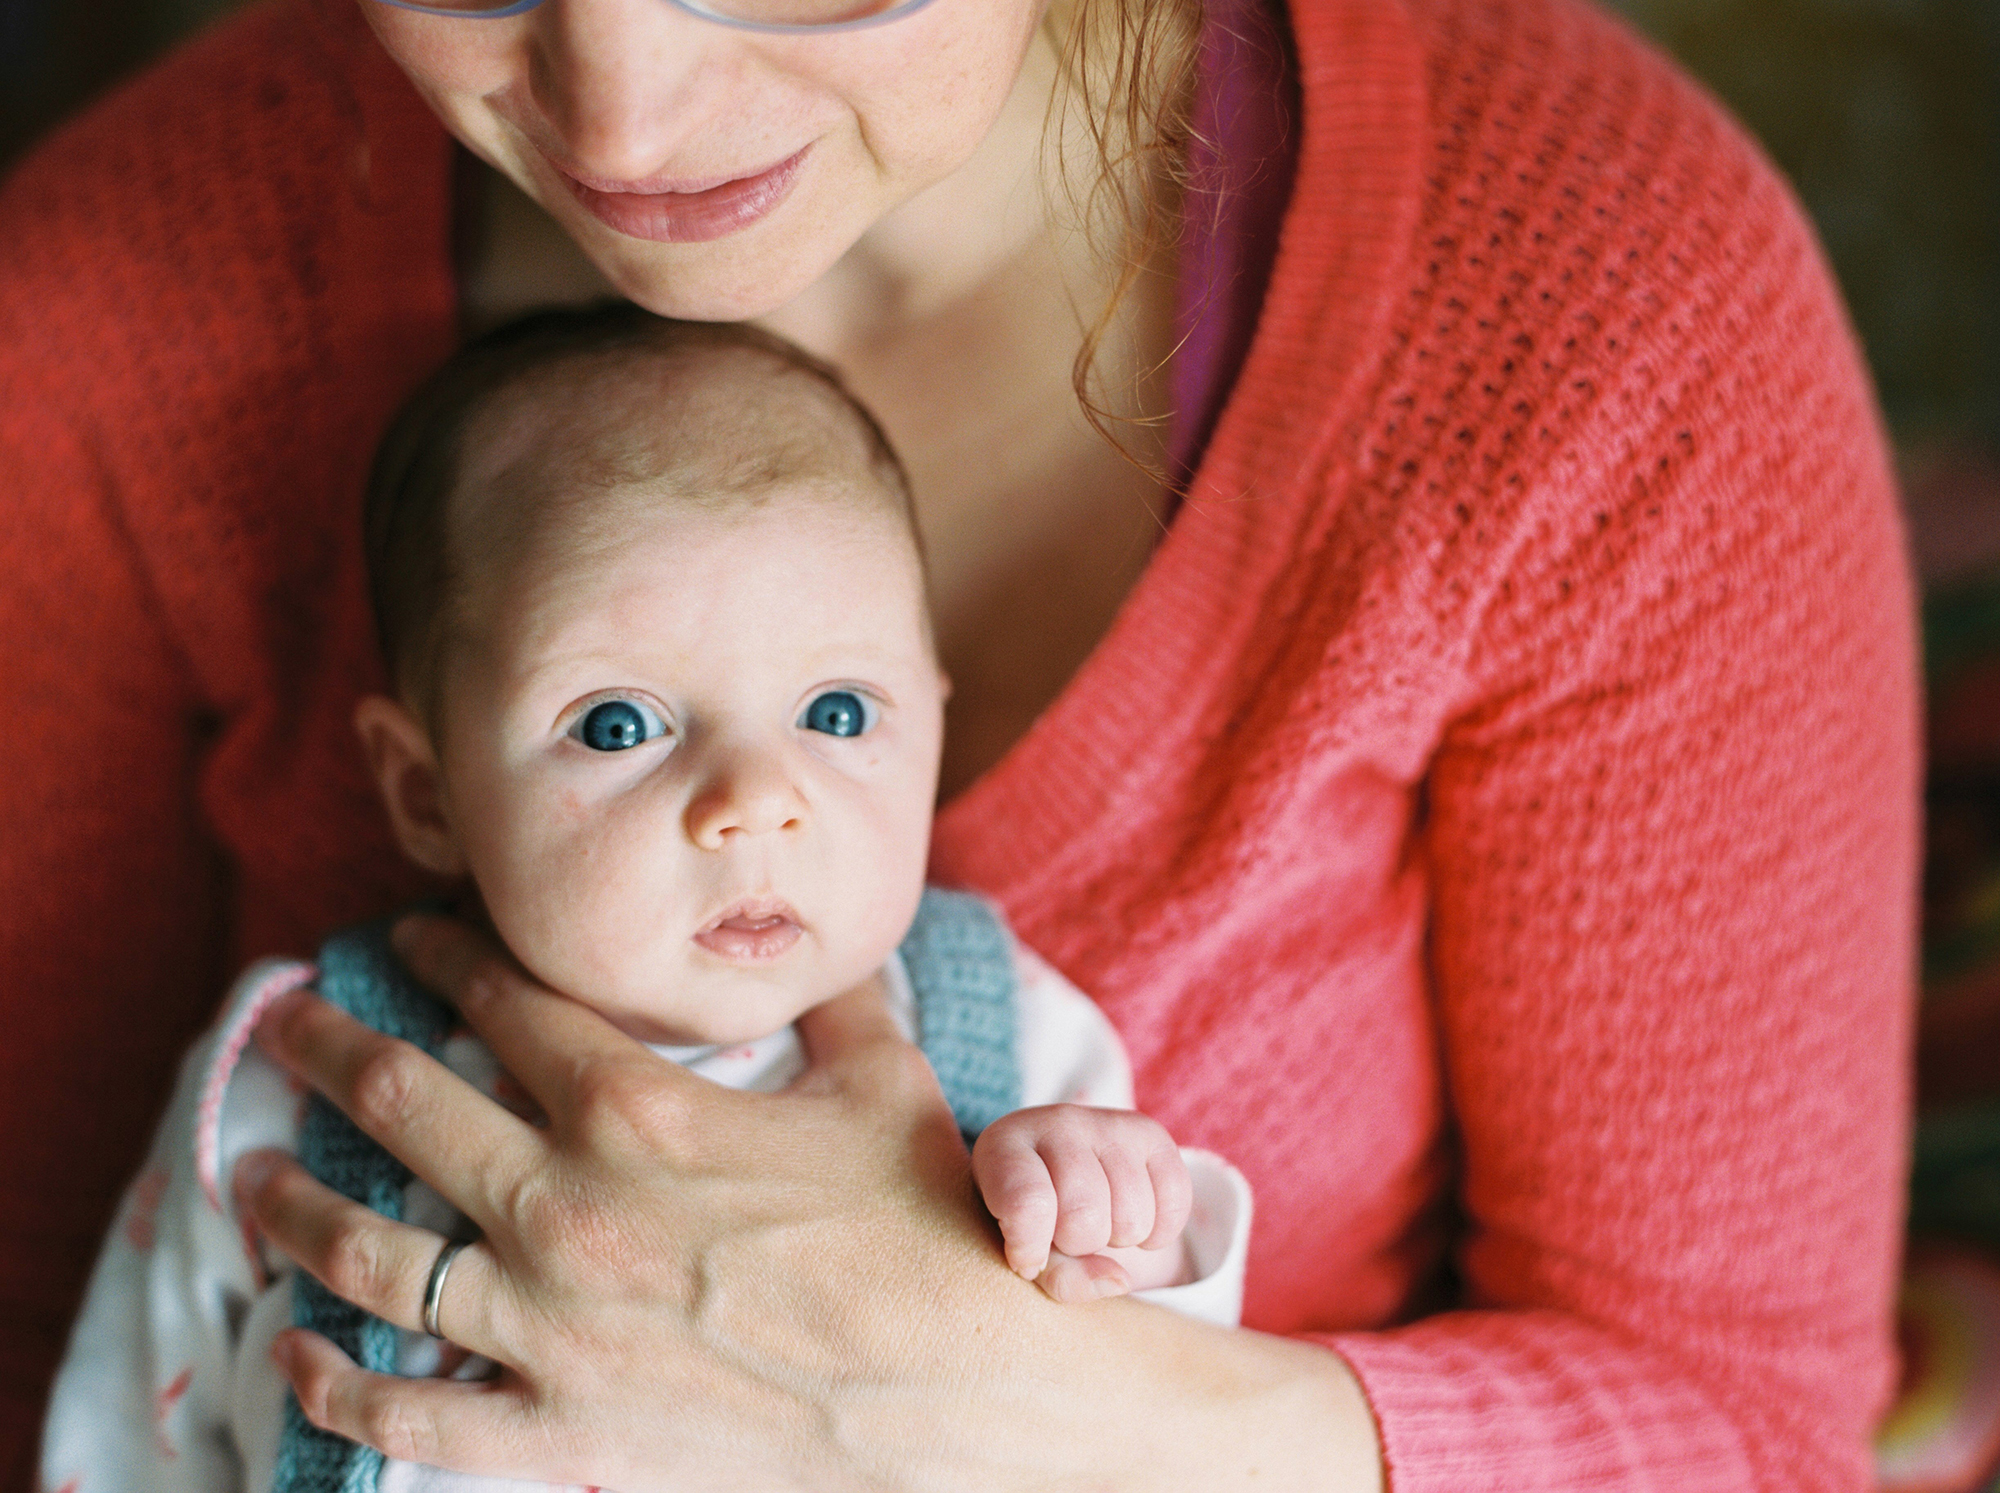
[6, 0, 2000, 1481]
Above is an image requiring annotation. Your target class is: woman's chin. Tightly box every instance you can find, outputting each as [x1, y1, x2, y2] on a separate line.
[565, 188, 868, 325]
[590, 242, 843, 325]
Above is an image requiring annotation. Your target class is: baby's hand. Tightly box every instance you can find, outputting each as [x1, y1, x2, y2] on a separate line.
[970, 1104, 1193, 1304]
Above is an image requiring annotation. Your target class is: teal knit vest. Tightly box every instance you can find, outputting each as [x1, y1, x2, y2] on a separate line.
[272, 887, 1020, 1493]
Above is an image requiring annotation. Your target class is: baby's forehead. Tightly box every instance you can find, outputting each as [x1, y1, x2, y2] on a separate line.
[454, 465, 935, 693]
[442, 345, 922, 619]
[458, 343, 893, 511]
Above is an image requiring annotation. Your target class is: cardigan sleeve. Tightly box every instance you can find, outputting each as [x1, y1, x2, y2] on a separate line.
[0, 11, 454, 1478]
[1324, 141, 1917, 1489]
[0, 325, 232, 1476]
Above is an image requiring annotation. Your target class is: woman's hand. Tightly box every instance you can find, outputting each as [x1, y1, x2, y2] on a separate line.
[237, 912, 1383, 1493]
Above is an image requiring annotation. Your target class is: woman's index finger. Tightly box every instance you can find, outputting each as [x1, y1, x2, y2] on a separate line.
[389, 912, 512, 1011]
[249, 985, 541, 1233]
[793, 973, 904, 1066]
[390, 912, 702, 1129]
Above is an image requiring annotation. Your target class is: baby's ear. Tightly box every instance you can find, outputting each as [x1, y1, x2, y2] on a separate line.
[353, 695, 467, 877]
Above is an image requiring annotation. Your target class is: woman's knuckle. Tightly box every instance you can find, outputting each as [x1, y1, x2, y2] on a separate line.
[512, 1177, 582, 1252]
[458, 953, 514, 1009]
[358, 1388, 439, 1463]
[348, 1039, 424, 1129]
[573, 1059, 691, 1153]
[506, 1171, 617, 1275]
[849, 1039, 937, 1111]
[567, 1055, 642, 1116]
[320, 1212, 393, 1300]
[559, 1197, 633, 1273]
[881, 1039, 940, 1098]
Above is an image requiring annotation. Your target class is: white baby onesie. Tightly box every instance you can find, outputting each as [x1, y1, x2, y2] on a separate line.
[42, 943, 1251, 1493]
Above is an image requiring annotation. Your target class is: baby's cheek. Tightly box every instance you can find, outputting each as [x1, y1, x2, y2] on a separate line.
[483, 826, 667, 997]
[837, 824, 930, 969]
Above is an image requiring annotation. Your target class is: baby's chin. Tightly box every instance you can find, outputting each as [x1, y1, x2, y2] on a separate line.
[509, 933, 899, 1050]
[601, 1005, 808, 1050]
[571, 974, 846, 1051]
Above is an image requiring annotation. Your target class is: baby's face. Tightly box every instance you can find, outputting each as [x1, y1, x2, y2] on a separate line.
[421, 467, 944, 1048]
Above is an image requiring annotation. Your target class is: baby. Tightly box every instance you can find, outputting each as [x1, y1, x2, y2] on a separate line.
[42, 305, 1249, 1493]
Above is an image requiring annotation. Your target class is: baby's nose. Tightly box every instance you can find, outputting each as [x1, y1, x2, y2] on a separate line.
[683, 748, 806, 848]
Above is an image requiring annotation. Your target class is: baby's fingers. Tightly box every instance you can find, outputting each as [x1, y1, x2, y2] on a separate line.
[1042, 1134, 1114, 1260]
[1143, 1147, 1194, 1250]
[1098, 1139, 1157, 1251]
[970, 1127, 1058, 1279]
[1034, 1250, 1132, 1304]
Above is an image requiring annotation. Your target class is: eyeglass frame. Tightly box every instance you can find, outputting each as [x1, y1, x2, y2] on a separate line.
[369, 0, 939, 31]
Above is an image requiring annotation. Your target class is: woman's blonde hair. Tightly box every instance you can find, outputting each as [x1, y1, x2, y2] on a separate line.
[1044, 0, 1206, 454]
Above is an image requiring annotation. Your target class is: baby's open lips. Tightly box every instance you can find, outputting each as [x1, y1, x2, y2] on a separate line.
[692, 899, 804, 962]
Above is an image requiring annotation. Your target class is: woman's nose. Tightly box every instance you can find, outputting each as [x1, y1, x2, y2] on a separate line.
[526, 0, 731, 180]
[683, 745, 808, 849]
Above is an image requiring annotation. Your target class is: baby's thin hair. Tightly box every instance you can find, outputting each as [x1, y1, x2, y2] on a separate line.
[363, 301, 912, 709]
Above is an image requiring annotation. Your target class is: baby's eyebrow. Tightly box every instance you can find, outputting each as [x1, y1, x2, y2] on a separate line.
[500, 649, 676, 716]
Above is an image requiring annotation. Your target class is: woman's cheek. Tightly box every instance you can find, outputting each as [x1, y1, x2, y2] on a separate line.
[357, 7, 509, 115]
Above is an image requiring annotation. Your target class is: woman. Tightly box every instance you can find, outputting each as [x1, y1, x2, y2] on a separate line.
[0, 0, 1915, 1484]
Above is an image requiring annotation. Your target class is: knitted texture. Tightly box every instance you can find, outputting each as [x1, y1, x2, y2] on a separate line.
[276, 926, 453, 1493]
[900, 888, 1024, 1139]
[0, 0, 1915, 1488]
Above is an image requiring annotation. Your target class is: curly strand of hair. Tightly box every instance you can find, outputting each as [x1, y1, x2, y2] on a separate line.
[1044, 0, 1207, 473]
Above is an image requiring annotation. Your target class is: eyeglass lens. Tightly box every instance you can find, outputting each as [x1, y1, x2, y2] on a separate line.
[376, 0, 931, 26]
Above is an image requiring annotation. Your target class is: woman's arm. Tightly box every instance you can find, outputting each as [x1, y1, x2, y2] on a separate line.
[239, 925, 1385, 1493]
[0, 12, 452, 1476]
[1319, 82, 1916, 1488]
[0, 320, 229, 1482]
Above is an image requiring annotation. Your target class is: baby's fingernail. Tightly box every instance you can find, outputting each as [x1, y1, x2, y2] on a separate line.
[1092, 1273, 1124, 1299]
[270, 1330, 298, 1374]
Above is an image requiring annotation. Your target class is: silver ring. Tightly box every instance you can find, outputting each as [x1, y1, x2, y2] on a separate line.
[421, 1238, 470, 1341]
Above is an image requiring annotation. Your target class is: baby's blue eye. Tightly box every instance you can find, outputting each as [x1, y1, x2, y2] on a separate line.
[572, 698, 666, 752]
[800, 690, 871, 738]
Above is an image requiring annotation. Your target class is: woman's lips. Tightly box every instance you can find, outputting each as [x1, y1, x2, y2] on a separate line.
[558, 148, 809, 245]
[694, 902, 804, 962]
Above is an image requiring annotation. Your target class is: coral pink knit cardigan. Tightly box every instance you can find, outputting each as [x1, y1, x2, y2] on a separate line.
[0, 0, 1915, 1485]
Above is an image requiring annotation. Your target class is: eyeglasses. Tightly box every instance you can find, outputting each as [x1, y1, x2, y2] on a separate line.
[371, 0, 938, 29]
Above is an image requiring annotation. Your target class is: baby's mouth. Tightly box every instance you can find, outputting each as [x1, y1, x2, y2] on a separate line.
[693, 900, 804, 963]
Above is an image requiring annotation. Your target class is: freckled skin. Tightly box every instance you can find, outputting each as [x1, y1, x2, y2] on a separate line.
[357, 0, 1044, 320]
